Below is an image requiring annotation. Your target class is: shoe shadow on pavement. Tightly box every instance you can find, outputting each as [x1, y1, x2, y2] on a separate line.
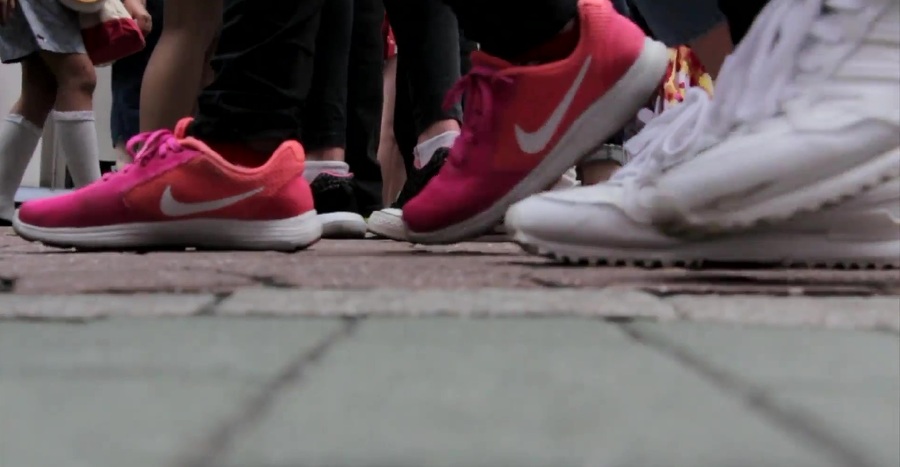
[10, 243, 521, 258]
[506, 258, 900, 272]
[504, 257, 900, 296]
[372, 249, 515, 258]
[245, 464, 422, 467]
[14, 247, 246, 256]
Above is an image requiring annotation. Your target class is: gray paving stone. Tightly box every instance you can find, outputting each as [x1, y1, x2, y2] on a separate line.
[667, 295, 900, 332]
[221, 319, 835, 467]
[631, 322, 900, 467]
[0, 294, 216, 320]
[0, 379, 259, 467]
[0, 319, 340, 467]
[216, 287, 677, 319]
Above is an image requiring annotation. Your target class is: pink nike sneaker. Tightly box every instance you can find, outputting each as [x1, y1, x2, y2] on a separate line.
[402, 0, 668, 244]
[13, 119, 322, 250]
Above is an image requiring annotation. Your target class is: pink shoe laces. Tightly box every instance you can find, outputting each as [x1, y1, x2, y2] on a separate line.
[443, 66, 512, 169]
[103, 129, 185, 181]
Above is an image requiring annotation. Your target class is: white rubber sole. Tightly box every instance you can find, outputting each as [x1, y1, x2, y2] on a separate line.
[406, 38, 670, 245]
[369, 208, 512, 243]
[367, 209, 408, 241]
[664, 147, 900, 236]
[12, 210, 322, 251]
[512, 228, 900, 270]
[318, 212, 367, 239]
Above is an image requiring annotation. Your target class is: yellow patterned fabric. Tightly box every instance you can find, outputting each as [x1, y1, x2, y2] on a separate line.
[626, 45, 716, 140]
[658, 45, 714, 111]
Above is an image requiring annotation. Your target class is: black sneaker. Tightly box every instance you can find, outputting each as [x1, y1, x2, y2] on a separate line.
[367, 147, 449, 240]
[310, 173, 367, 239]
[394, 147, 450, 209]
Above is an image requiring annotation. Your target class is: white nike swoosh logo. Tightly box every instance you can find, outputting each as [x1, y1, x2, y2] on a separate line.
[514, 56, 592, 155]
[159, 186, 264, 217]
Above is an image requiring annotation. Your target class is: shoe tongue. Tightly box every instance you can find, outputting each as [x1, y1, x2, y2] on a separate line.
[174, 117, 193, 139]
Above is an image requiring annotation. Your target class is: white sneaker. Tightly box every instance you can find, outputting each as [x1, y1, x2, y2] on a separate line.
[367, 207, 407, 241]
[621, 0, 900, 235]
[368, 148, 451, 241]
[506, 178, 900, 268]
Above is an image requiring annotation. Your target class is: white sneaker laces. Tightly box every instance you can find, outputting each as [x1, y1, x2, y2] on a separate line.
[612, 0, 878, 185]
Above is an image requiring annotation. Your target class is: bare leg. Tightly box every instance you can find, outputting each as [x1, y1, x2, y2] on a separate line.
[687, 20, 732, 79]
[40, 51, 94, 112]
[40, 51, 101, 186]
[580, 161, 620, 185]
[377, 57, 406, 205]
[139, 0, 223, 131]
[0, 56, 57, 221]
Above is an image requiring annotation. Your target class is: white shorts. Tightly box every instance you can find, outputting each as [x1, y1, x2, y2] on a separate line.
[0, 0, 85, 64]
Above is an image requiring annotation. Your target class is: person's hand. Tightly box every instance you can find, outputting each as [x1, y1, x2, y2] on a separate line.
[0, 0, 16, 26]
[123, 0, 151, 34]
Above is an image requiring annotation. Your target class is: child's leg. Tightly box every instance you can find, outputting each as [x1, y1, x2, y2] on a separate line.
[139, 0, 223, 132]
[39, 51, 101, 187]
[12, 56, 57, 126]
[0, 56, 56, 222]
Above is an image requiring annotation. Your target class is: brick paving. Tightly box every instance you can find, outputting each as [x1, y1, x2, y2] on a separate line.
[1, 227, 898, 296]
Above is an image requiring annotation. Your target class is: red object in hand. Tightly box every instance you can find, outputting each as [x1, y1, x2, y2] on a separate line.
[80, 0, 146, 66]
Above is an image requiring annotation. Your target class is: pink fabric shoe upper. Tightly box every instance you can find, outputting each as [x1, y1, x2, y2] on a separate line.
[17, 121, 313, 229]
[402, 0, 647, 234]
[18, 130, 202, 229]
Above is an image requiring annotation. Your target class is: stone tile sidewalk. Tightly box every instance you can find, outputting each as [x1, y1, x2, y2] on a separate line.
[1, 229, 898, 467]
[2, 317, 897, 467]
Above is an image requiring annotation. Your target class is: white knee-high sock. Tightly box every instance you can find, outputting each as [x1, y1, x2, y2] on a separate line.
[0, 114, 42, 221]
[52, 110, 101, 187]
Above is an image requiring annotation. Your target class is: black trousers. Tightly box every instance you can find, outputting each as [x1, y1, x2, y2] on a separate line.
[191, 0, 324, 150]
[345, 0, 387, 215]
[393, 31, 477, 176]
[387, 0, 470, 175]
[192, 0, 578, 145]
[718, 0, 770, 44]
[386, 0, 463, 134]
[303, 0, 353, 152]
[190, 0, 773, 176]
[442, 0, 577, 57]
